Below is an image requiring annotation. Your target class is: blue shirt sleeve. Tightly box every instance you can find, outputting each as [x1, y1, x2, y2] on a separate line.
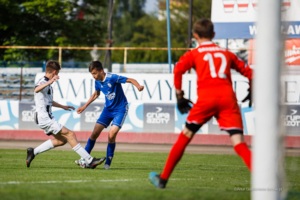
[111, 74, 127, 84]
[116, 75, 127, 84]
[95, 81, 101, 91]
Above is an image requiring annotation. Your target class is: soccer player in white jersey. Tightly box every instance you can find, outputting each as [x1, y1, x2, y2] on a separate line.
[75, 61, 144, 169]
[26, 60, 106, 169]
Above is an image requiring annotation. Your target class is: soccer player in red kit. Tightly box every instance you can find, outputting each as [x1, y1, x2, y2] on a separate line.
[149, 19, 252, 188]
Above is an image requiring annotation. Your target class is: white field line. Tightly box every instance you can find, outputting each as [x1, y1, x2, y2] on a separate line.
[0, 178, 202, 185]
[0, 179, 134, 185]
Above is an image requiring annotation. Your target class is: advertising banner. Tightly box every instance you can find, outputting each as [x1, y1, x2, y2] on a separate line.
[19, 102, 39, 130]
[248, 39, 300, 65]
[80, 102, 110, 131]
[35, 73, 250, 104]
[143, 103, 175, 133]
[5, 72, 300, 135]
[10, 72, 300, 136]
[285, 39, 300, 65]
[212, 0, 300, 39]
[282, 105, 300, 135]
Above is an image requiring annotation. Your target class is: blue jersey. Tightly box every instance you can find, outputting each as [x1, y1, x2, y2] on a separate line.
[95, 73, 128, 111]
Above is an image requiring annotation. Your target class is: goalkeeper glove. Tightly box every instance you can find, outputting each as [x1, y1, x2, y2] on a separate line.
[176, 90, 193, 114]
[242, 88, 252, 107]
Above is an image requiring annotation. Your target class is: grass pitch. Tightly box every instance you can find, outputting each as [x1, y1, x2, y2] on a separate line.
[0, 149, 299, 200]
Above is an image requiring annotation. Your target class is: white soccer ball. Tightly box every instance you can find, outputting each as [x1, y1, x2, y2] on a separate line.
[79, 158, 90, 168]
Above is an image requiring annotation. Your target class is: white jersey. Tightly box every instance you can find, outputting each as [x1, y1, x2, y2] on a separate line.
[34, 76, 53, 118]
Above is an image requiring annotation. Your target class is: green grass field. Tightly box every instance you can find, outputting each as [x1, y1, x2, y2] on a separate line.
[0, 149, 299, 200]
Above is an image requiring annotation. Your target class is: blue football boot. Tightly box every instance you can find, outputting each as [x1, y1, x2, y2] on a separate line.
[149, 172, 168, 189]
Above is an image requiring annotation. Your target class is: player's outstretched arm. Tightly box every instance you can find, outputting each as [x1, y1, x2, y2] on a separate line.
[126, 78, 144, 91]
[230, 52, 253, 107]
[34, 75, 59, 93]
[52, 101, 75, 111]
[77, 90, 101, 114]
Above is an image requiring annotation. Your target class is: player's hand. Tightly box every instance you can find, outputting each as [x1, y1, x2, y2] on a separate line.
[50, 75, 59, 84]
[63, 106, 75, 111]
[242, 88, 252, 107]
[138, 86, 144, 91]
[176, 90, 193, 114]
[77, 106, 86, 114]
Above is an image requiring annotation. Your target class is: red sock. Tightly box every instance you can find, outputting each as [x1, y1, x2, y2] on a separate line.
[160, 132, 191, 180]
[234, 142, 252, 171]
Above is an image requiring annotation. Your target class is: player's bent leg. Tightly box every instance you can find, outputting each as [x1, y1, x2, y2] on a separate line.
[83, 123, 106, 156]
[58, 126, 79, 148]
[90, 123, 106, 140]
[227, 130, 252, 171]
[59, 126, 106, 168]
[108, 125, 120, 143]
[150, 122, 202, 188]
[104, 125, 120, 169]
[27, 139, 57, 168]
[183, 122, 202, 138]
[27, 118, 63, 167]
[51, 134, 68, 147]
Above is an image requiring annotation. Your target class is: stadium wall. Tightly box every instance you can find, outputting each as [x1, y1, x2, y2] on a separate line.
[1, 130, 300, 148]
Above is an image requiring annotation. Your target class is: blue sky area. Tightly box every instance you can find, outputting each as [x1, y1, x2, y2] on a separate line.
[144, 0, 158, 14]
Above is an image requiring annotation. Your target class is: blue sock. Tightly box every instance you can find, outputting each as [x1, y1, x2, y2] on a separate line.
[85, 138, 96, 154]
[105, 143, 116, 166]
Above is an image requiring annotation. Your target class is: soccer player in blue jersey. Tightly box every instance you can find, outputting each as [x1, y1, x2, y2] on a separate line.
[76, 61, 144, 169]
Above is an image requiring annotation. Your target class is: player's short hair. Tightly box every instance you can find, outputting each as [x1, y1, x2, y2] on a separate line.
[45, 60, 61, 73]
[89, 61, 103, 72]
[193, 19, 214, 39]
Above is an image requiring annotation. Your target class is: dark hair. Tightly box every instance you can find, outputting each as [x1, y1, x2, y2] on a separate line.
[45, 60, 61, 73]
[89, 61, 103, 72]
[193, 19, 214, 39]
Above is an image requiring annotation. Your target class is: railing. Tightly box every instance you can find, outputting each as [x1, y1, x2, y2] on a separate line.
[0, 46, 194, 72]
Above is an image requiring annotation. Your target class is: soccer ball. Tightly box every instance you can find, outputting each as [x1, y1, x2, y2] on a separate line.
[79, 158, 90, 168]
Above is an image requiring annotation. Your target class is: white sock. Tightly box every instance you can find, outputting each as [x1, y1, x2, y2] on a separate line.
[34, 139, 54, 155]
[73, 143, 93, 164]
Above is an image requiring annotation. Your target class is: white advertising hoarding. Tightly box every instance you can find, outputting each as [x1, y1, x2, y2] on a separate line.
[35, 72, 250, 104]
[212, 0, 300, 39]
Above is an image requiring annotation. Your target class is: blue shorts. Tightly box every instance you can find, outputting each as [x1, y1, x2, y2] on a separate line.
[96, 105, 128, 128]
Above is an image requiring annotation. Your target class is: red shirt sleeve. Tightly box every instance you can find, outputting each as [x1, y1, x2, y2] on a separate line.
[229, 51, 253, 86]
[173, 50, 194, 90]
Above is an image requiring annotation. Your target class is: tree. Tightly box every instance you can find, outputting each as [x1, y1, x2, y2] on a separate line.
[112, 0, 146, 44]
[114, 0, 212, 63]
[0, 0, 107, 62]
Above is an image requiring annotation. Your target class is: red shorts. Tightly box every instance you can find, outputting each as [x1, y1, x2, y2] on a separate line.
[186, 93, 243, 132]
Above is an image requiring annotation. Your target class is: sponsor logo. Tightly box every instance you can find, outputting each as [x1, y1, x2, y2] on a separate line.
[281, 0, 291, 12]
[282, 109, 300, 127]
[22, 105, 36, 122]
[222, 0, 235, 13]
[285, 45, 300, 64]
[107, 83, 112, 88]
[106, 92, 116, 100]
[84, 106, 102, 122]
[146, 107, 170, 124]
[236, 0, 249, 13]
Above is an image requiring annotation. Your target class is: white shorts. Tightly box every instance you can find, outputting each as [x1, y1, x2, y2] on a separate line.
[34, 112, 63, 135]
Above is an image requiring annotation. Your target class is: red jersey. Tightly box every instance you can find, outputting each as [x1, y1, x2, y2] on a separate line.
[174, 41, 252, 96]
